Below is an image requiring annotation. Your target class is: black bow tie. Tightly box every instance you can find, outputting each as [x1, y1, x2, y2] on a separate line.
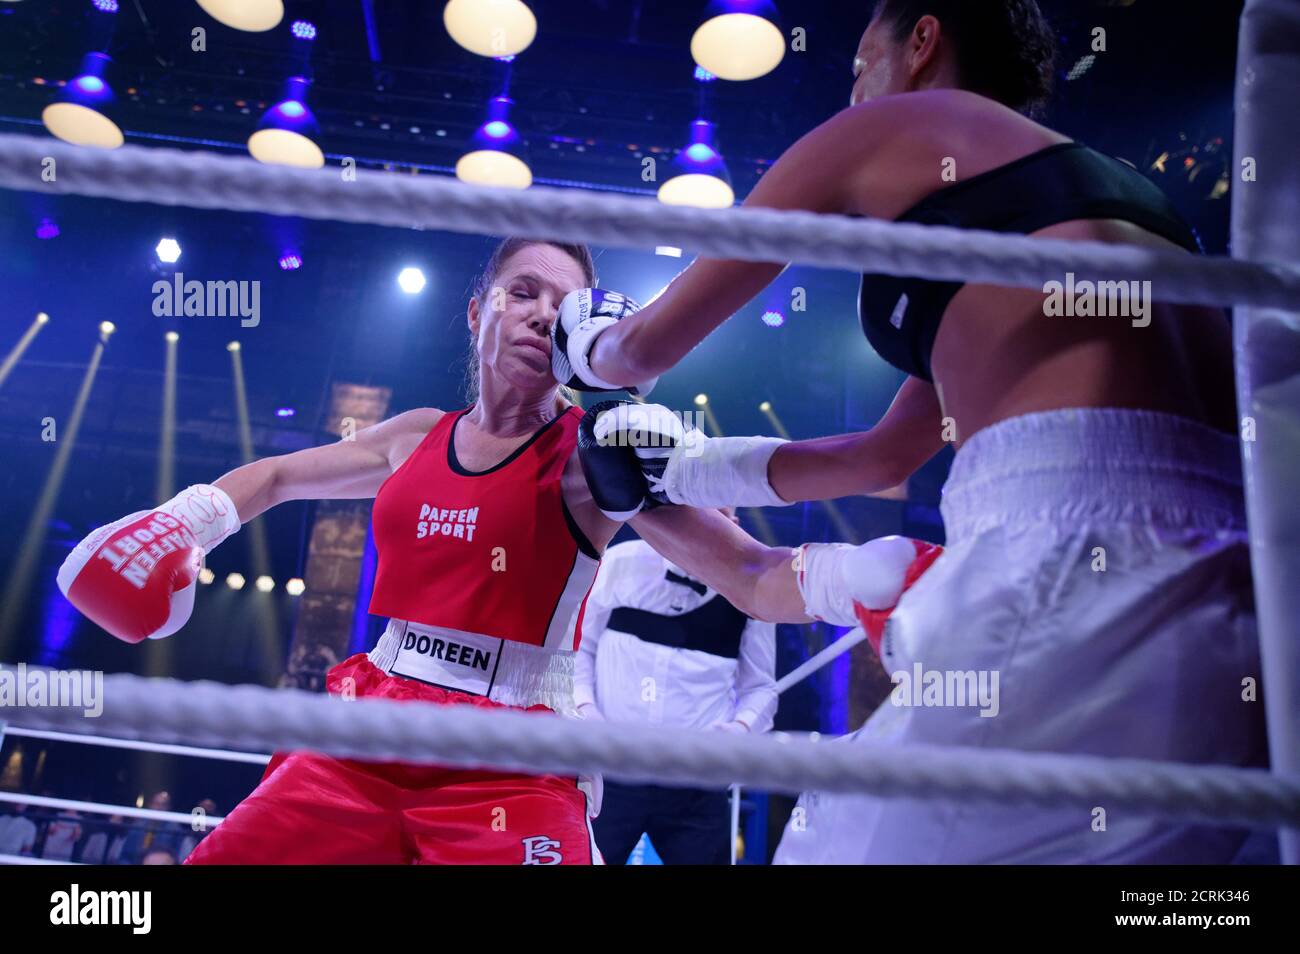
[665, 569, 708, 596]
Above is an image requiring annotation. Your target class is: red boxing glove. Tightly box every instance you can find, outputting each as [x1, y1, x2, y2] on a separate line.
[57, 485, 240, 644]
[854, 540, 943, 655]
[797, 536, 943, 656]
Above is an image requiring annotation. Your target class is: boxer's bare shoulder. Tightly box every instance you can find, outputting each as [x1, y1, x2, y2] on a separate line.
[383, 407, 445, 472]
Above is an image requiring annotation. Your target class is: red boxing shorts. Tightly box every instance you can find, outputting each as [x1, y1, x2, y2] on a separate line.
[185, 654, 600, 865]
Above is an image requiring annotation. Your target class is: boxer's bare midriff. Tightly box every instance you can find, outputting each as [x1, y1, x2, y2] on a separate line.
[931, 219, 1238, 448]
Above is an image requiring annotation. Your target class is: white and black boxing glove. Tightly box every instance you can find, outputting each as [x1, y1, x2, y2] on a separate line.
[586, 400, 687, 502]
[551, 288, 658, 396]
[629, 413, 789, 510]
[576, 400, 670, 521]
[580, 399, 792, 514]
[57, 484, 241, 644]
[582, 400, 790, 509]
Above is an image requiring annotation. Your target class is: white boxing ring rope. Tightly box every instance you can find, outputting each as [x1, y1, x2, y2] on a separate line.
[3, 674, 1299, 834]
[0, 634, 890, 866]
[0, 134, 1298, 313]
[0, 790, 228, 829]
[0, 724, 246, 865]
[3, 724, 272, 765]
[0, 0, 1292, 862]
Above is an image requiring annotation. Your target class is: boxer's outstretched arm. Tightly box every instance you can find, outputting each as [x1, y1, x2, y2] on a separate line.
[213, 407, 443, 523]
[768, 376, 946, 501]
[61, 407, 441, 645]
[587, 101, 900, 387]
[622, 379, 943, 509]
[629, 505, 808, 624]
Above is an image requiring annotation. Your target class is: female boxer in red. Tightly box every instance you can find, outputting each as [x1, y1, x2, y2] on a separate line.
[187, 239, 633, 864]
[58, 237, 921, 864]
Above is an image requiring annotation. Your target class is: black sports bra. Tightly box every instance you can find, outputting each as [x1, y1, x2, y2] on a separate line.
[858, 142, 1202, 381]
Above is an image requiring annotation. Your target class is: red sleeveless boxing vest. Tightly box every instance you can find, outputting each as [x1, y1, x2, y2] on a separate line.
[369, 406, 599, 651]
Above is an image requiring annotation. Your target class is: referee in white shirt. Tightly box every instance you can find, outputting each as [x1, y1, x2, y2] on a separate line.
[575, 507, 778, 865]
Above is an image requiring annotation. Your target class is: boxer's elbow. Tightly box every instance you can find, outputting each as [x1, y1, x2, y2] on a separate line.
[216, 458, 281, 522]
[260, 457, 287, 511]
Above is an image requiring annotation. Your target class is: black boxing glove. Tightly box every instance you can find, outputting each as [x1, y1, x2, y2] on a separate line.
[576, 400, 673, 521]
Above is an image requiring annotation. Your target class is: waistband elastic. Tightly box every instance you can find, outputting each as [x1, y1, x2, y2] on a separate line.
[941, 408, 1245, 543]
[368, 619, 576, 715]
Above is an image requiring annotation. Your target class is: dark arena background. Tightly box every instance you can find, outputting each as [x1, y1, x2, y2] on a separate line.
[2, 0, 1289, 884]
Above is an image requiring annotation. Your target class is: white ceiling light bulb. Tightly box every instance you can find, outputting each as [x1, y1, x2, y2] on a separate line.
[443, 0, 537, 58]
[194, 0, 285, 33]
